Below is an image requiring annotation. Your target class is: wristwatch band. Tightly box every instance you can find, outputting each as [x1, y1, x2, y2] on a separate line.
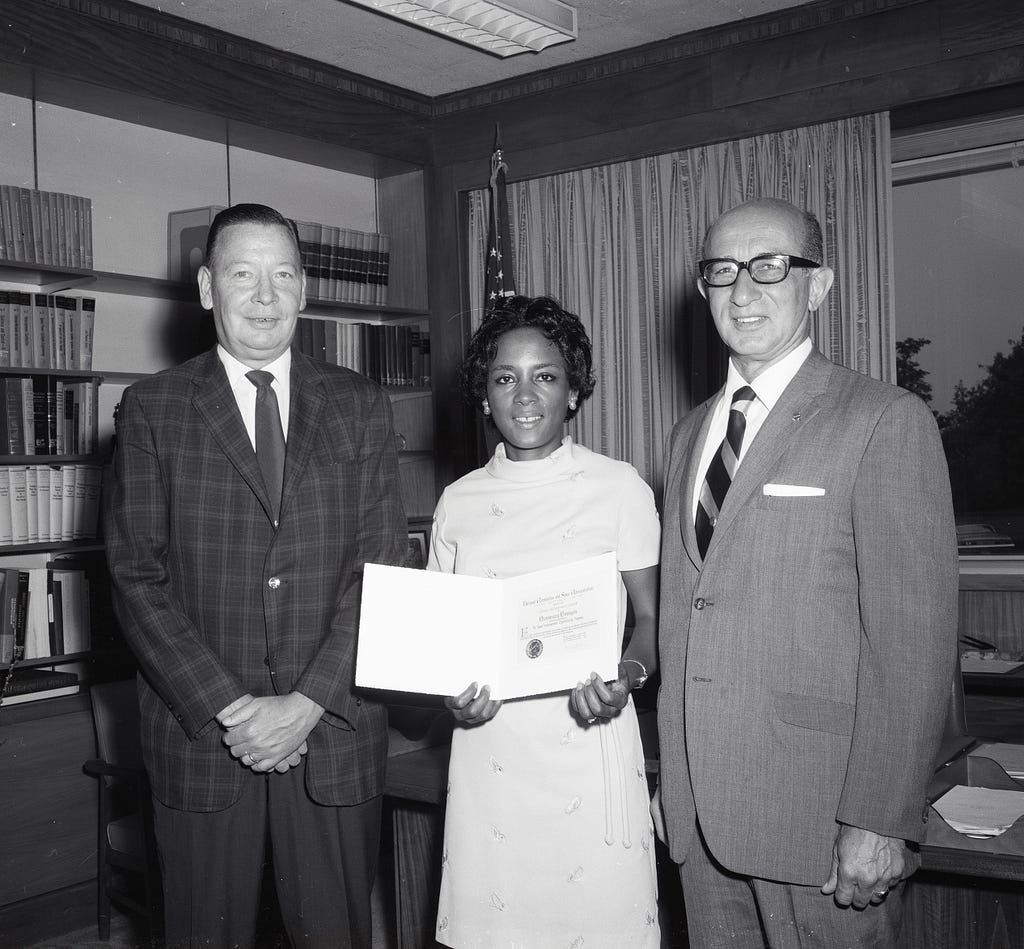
[622, 657, 649, 689]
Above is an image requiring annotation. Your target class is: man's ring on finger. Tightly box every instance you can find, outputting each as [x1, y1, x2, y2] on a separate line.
[246, 752, 258, 765]
[874, 889, 888, 897]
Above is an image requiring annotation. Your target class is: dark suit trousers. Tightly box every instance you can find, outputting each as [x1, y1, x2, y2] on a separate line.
[152, 757, 382, 949]
[678, 824, 905, 949]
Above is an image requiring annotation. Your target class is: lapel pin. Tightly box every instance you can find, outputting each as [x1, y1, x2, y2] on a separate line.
[792, 413, 801, 422]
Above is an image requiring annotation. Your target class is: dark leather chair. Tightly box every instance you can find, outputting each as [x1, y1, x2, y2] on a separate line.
[933, 643, 972, 772]
[83, 679, 162, 940]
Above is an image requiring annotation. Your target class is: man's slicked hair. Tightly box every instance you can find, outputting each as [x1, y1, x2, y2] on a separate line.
[204, 203, 302, 270]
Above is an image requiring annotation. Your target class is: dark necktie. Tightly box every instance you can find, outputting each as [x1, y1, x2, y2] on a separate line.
[695, 385, 756, 558]
[246, 370, 286, 522]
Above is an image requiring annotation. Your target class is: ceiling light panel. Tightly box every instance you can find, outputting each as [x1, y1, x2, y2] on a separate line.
[345, 0, 578, 57]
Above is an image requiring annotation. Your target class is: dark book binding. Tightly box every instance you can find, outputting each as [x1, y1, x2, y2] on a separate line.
[1, 666, 77, 696]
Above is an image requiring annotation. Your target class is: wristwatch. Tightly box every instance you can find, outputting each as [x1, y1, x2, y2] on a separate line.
[622, 657, 649, 689]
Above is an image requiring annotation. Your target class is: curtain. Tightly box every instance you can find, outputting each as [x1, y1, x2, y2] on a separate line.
[467, 114, 894, 493]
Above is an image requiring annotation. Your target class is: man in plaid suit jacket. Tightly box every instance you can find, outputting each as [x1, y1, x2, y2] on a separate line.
[105, 204, 406, 948]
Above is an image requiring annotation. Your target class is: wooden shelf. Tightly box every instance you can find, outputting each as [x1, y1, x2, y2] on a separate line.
[0, 260, 93, 292]
[1, 650, 92, 670]
[0, 367, 102, 379]
[1, 260, 430, 322]
[0, 455, 102, 465]
[0, 539, 104, 556]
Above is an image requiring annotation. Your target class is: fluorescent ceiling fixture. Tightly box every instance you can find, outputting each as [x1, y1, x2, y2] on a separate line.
[346, 0, 578, 57]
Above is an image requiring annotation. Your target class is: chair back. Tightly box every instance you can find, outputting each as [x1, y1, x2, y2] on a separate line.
[934, 644, 971, 769]
[90, 679, 144, 782]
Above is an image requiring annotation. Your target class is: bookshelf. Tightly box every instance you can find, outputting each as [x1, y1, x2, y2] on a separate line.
[0, 62, 436, 935]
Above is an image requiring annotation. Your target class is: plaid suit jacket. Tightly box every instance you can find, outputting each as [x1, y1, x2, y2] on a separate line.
[105, 347, 406, 811]
[657, 349, 958, 885]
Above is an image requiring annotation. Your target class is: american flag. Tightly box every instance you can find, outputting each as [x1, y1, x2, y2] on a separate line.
[484, 126, 516, 308]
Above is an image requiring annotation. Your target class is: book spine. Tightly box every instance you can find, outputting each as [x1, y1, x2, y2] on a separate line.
[32, 293, 48, 369]
[13, 569, 29, 660]
[35, 465, 50, 541]
[48, 465, 62, 542]
[9, 465, 28, 545]
[0, 289, 9, 367]
[19, 292, 34, 370]
[61, 464, 76, 541]
[0, 468, 12, 547]
[0, 569, 15, 664]
[24, 464, 38, 544]
[78, 298, 95, 371]
[19, 377, 35, 456]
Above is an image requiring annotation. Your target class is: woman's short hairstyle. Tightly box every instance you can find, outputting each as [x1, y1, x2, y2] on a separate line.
[204, 203, 301, 270]
[460, 295, 596, 422]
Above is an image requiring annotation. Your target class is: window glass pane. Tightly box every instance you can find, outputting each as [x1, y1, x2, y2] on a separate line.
[894, 163, 1024, 555]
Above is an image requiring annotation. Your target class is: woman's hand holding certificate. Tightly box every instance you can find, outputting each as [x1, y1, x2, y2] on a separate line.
[445, 682, 503, 725]
[571, 669, 630, 724]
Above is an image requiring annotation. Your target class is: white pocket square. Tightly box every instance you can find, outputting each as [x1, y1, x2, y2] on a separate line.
[763, 483, 826, 497]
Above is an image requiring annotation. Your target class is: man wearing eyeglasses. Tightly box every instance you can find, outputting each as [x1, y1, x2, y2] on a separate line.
[653, 197, 957, 948]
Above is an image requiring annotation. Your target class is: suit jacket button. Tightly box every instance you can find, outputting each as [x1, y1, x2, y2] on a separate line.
[355, 697, 362, 706]
[268, 576, 281, 589]
[694, 597, 706, 610]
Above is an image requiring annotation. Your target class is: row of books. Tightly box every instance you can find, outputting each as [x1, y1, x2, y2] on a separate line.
[0, 464, 104, 547]
[0, 667, 80, 706]
[291, 219, 390, 306]
[294, 318, 430, 387]
[0, 376, 98, 456]
[0, 291, 96, 371]
[0, 561, 92, 664]
[0, 185, 94, 269]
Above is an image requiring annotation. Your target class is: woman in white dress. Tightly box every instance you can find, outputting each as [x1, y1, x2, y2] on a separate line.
[429, 295, 661, 949]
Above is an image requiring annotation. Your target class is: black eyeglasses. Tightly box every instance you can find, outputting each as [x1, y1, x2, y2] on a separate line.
[698, 254, 821, 287]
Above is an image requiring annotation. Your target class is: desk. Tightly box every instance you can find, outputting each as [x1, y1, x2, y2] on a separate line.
[901, 694, 1024, 949]
[963, 663, 1024, 697]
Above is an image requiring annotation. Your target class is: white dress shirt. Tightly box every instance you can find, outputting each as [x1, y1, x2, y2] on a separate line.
[217, 344, 292, 450]
[690, 337, 812, 523]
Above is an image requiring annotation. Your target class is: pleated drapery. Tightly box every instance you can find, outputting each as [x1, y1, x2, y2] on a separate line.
[467, 114, 894, 492]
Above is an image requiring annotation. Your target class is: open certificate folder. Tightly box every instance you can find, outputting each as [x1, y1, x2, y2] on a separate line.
[356, 552, 619, 700]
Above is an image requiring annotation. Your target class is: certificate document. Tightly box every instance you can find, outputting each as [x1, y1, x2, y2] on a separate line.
[356, 551, 619, 700]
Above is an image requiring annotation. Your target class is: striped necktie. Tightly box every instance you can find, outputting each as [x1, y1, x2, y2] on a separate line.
[246, 370, 286, 523]
[695, 385, 756, 558]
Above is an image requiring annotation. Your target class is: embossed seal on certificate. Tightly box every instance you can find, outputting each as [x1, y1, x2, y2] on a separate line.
[525, 638, 544, 659]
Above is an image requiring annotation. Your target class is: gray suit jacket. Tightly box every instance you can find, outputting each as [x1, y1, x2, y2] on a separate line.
[657, 349, 957, 885]
[105, 348, 407, 811]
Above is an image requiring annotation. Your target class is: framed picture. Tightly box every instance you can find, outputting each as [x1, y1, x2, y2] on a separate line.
[403, 517, 432, 569]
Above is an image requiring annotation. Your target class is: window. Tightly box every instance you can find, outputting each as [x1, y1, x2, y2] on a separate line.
[893, 119, 1024, 557]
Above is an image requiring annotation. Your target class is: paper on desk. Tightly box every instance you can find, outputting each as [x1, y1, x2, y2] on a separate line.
[932, 785, 1024, 837]
[356, 552, 620, 701]
[971, 743, 1024, 781]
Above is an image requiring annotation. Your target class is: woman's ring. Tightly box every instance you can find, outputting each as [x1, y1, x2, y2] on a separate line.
[246, 752, 258, 765]
[586, 717, 597, 724]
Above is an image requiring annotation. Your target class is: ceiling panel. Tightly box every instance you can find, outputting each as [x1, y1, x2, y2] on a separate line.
[129, 0, 808, 97]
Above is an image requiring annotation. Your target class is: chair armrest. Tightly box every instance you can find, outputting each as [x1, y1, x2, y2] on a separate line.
[83, 759, 148, 783]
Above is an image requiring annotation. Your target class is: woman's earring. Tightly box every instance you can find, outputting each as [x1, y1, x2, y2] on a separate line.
[568, 398, 577, 411]
[483, 401, 491, 416]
